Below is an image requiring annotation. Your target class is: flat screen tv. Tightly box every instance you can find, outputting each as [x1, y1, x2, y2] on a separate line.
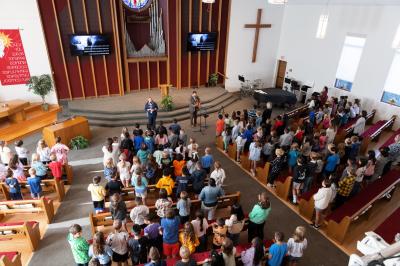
[187, 32, 217, 52]
[69, 34, 111, 56]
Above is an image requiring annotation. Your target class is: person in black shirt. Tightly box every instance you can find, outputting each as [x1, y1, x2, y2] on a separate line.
[120, 131, 134, 162]
[292, 156, 308, 205]
[156, 121, 168, 136]
[105, 173, 124, 197]
[191, 162, 206, 195]
[129, 224, 149, 265]
[168, 119, 181, 135]
[303, 152, 318, 193]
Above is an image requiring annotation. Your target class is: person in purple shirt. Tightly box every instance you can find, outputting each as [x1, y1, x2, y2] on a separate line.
[144, 213, 162, 250]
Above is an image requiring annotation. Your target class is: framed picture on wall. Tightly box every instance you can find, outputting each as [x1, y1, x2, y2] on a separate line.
[334, 78, 352, 91]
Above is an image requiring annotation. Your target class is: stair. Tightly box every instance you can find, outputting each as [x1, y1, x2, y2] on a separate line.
[67, 92, 239, 127]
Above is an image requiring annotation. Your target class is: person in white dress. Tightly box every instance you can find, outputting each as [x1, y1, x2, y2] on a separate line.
[117, 154, 131, 188]
[249, 141, 262, 177]
[0, 141, 11, 165]
[210, 161, 226, 187]
[187, 138, 199, 159]
[36, 139, 51, 163]
[102, 138, 120, 167]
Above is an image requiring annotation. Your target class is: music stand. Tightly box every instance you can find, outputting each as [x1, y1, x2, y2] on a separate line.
[193, 107, 205, 134]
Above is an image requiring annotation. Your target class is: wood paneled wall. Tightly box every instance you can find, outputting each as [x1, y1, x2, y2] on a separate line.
[38, 0, 230, 100]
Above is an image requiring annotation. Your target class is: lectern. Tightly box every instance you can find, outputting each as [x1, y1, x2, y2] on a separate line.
[159, 84, 172, 97]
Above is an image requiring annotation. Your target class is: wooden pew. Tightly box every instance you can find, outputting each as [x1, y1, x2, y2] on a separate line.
[0, 221, 40, 252]
[256, 162, 270, 184]
[239, 153, 251, 171]
[215, 136, 224, 150]
[90, 192, 241, 235]
[360, 115, 396, 154]
[286, 104, 309, 120]
[0, 179, 65, 201]
[0, 253, 22, 266]
[380, 128, 400, 149]
[22, 164, 73, 185]
[227, 143, 237, 160]
[325, 170, 400, 243]
[335, 109, 376, 143]
[275, 176, 292, 200]
[374, 206, 400, 244]
[298, 187, 319, 221]
[0, 197, 54, 224]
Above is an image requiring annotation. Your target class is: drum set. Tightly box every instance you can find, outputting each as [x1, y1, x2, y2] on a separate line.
[238, 75, 264, 98]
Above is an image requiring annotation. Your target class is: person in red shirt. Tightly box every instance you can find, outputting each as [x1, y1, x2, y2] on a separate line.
[215, 114, 225, 137]
[48, 153, 63, 180]
[294, 126, 305, 143]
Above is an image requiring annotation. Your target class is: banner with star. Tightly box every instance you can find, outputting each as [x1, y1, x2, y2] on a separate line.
[0, 29, 31, 85]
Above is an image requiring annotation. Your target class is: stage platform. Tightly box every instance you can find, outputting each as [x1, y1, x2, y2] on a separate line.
[64, 86, 240, 127]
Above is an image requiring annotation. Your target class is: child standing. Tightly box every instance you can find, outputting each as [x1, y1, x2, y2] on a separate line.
[105, 173, 124, 197]
[210, 161, 226, 187]
[191, 210, 209, 252]
[27, 168, 42, 199]
[8, 155, 26, 181]
[155, 168, 175, 197]
[129, 197, 149, 228]
[15, 140, 29, 165]
[225, 202, 245, 246]
[48, 153, 63, 181]
[128, 224, 149, 265]
[109, 193, 128, 231]
[335, 168, 356, 209]
[132, 169, 148, 205]
[36, 139, 52, 164]
[67, 224, 90, 266]
[292, 157, 308, 205]
[31, 153, 48, 180]
[221, 125, 232, 153]
[201, 147, 214, 174]
[215, 114, 225, 136]
[267, 232, 288, 266]
[268, 149, 285, 187]
[288, 143, 300, 173]
[117, 154, 131, 188]
[249, 140, 262, 177]
[159, 208, 180, 259]
[155, 189, 173, 218]
[144, 213, 162, 251]
[136, 143, 150, 165]
[104, 158, 116, 182]
[87, 176, 106, 213]
[212, 218, 228, 250]
[287, 226, 308, 266]
[187, 138, 199, 159]
[130, 157, 141, 178]
[235, 130, 247, 163]
[5, 169, 22, 200]
[88, 232, 113, 266]
[241, 237, 264, 266]
[176, 167, 190, 197]
[312, 178, 333, 229]
[51, 136, 69, 165]
[106, 220, 129, 266]
[179, 222, 199, 254]
[177, 191, 191, 224]
[173, 153, 186, 178]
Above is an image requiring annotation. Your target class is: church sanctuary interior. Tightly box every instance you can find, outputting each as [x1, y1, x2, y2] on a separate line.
[1, 0, 400, 265]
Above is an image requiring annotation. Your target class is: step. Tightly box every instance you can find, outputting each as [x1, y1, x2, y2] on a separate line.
[70, 93, 237, 121]
[87, 96, 239, 127]
[68, 90, 230, 115]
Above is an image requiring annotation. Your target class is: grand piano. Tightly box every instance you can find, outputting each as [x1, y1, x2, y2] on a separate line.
[253, 88, 297, 107]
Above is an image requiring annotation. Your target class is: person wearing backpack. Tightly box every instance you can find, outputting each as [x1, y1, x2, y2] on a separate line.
[128, 224, 149, 265]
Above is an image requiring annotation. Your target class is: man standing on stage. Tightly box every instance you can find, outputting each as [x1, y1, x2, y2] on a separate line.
[144, 97, 158, 129]
[189, 90, 201, 127]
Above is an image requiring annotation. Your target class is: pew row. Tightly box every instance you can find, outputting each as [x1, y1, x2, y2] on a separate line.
[374, 206, 400, 244]
[90, 192, 241, 235]
[0, 197, 54, 224]
[0, 221, 40, 252]
[298, 187, 319, 221]
[380, 128, 400, 149]
[275, 176, 292, 201]
[335, 109, 376, 143]
[360, 115, 396, 154]
[0, 253, 22, 266]
[22, 164, 73, 185]
[325, 170, 400, 243]
[286, 104, 309, 120]
[0, 179, 65, 201]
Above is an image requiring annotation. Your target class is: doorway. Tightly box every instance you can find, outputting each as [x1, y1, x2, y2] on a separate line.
[275, 60, 287, 89]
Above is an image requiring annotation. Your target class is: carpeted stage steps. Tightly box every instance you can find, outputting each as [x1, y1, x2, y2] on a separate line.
[66, 91, 240, 127]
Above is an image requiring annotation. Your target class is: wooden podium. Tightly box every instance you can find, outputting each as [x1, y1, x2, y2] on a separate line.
[159, 84, 172, 97]
[42, 116, 91, 147]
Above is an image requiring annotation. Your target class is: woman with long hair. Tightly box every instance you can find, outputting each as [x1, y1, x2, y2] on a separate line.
[89, 231, 113, 266]
[179, 222, 199, 254]
[191, 210, 208, 252]
[241, 237, 265, 266]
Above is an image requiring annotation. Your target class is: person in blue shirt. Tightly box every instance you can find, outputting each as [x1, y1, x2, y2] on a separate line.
[5, 169, 22, 200]
[309, 108, 316, 127]
[243, 125, 254, 151]
[168, 119, 181, 135]
[175, 167, 191, 198]
[144, 97, 158, 130]
[159, 208, 180, 259]
[144, 130, 155, 153]
[268, 231, 288, 266]
[27, 168, 42, 199]
[324, 145, 340, 177]
[31, 153, 48, 180]
[199, 178, 224, 220]
[201, 147, 214, 174]
[133, 129, 145, 154]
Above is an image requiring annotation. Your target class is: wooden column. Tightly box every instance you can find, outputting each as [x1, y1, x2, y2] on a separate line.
[223, 0, 232, 83]
[166, 0, 171, 84]
[147, 61, 151, 90]
[66, 0, 85, 99]
[206, 4, 213, 83]
[119, 0, 130, 92]
[215, 0, 222, 75]
[188, 0, 192, 88]
[95, 0, 110, 96]
[197, 0, 202, 87]
[110, 0, 124, 95]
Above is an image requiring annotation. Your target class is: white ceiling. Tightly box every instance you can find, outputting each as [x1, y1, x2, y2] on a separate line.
[285, 0, 400, 5]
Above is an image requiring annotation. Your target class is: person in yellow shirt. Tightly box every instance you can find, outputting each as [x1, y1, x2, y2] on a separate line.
[87, 176, 107, 213]
[156, 168, 175, 196]
[179, 222, 199, 254]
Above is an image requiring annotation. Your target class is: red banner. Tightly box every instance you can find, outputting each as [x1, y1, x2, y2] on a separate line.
[0, 29, 31, 85]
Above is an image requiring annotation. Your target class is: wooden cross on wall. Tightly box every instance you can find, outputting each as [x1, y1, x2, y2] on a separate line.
[245, 9, 272, 63]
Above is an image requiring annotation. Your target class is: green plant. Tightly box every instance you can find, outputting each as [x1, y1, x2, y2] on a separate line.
[208, 73, 218, 87]
[26, 74, 54, 110]
[69, 136, 89, 150]
[161, 95, 174, 111]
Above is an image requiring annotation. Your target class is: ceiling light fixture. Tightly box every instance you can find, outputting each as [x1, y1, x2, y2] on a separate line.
[316, 14, 329, 39]
[268, 0, 288, 4]
[202, 0, 215, 4]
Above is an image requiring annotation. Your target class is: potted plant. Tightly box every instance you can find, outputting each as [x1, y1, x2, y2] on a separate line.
[161, 95, 174, 111]
[70, 136, 89, 150]
[208, 73, 218, 87]
[26, 74, 54, 111]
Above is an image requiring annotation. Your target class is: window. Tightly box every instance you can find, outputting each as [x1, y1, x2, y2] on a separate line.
[316, 14, 329, 39]
[334, 35, 366, 91]
[381, 51, 400, 107]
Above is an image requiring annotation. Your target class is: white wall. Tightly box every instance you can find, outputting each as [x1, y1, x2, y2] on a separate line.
[277, 4, 400, 125]
[225, 0, 284, 92]
[0, 0, 58, 104]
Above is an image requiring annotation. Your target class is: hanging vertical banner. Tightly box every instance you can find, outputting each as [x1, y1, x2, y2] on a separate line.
[0, 29, 31, 85]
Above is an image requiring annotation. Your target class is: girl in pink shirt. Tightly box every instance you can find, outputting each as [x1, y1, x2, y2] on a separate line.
[51, 137, 69, 165]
